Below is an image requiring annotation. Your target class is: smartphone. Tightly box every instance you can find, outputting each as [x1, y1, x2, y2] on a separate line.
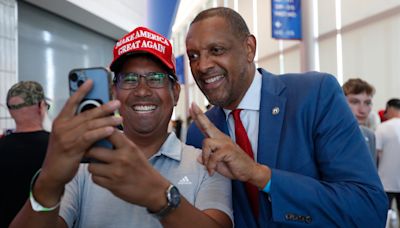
[68, 67, 113, 162]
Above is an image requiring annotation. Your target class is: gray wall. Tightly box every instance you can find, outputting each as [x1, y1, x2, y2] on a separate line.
[0, 0, 17, 130]
[18, 1, 115, 118]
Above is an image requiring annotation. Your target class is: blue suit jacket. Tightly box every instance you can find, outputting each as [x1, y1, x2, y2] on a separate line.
[186, 69, 388, 227]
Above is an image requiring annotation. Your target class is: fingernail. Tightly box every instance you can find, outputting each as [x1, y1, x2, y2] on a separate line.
[108, 100, 120, 109]
[105, 126, 114, 134]
[191, 102, 197, 111]
[192, 102, 198, 110]
[112, 115, 123, 124]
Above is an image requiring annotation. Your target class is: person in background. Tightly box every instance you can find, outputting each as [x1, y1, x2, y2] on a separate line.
[185, 7, 387, 227]
[171, 118, 183, 139]
[10, 26, 232, 228]
[342, 78, 377, 164]
[366, 111, 381, 131]
[379, 109, 388, 123]
[376, 98, 400, 221]
[0, 81, 50, 227]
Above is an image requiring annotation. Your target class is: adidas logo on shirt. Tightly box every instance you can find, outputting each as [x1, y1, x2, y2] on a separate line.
[178, 176, 192, 185]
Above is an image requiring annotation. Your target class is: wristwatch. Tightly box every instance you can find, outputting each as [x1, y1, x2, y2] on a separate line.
[148, 184, 181, 219]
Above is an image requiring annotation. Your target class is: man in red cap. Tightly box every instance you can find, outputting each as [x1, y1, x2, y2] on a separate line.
[11, 27, 232, 228]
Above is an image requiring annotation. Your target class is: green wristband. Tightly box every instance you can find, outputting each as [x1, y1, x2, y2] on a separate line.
[29, 169, 60, 212]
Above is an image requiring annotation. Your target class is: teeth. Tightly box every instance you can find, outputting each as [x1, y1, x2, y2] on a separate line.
[205, 75, 223, 84]
[133, 105, 156, 112]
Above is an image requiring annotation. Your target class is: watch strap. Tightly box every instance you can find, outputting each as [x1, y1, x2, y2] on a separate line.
[148, 184, 180, 220]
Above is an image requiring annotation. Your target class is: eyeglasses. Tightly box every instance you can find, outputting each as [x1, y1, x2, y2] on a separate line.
[114, 72, 176, 90]
[38, 101, 50, 111]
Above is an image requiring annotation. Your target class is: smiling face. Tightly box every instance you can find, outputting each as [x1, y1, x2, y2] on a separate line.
[113, 56, 180, 139]
[186, 16, 256, 110]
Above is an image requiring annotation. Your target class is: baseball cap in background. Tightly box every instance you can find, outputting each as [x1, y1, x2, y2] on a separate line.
[110, 26, 176, 75]
[6, 81, 46, 110]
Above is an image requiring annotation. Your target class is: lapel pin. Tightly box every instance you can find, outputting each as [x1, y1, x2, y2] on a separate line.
[272, 107, 280, 115]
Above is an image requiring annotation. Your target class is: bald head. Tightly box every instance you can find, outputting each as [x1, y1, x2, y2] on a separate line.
[8, 96, 46, 132]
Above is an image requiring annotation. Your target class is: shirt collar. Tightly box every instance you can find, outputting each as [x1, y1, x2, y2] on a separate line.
[223, 70, 262, 119]
[149, 132, 182, 161]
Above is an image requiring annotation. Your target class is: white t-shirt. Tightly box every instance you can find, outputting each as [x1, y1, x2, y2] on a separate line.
[376, 118, 400, 192]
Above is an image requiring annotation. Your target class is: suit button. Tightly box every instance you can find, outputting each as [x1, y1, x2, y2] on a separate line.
[305, 216, 312, 224]
[285, 213, 294, 220]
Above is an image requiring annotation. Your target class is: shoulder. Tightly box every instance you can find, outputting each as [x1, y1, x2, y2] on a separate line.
[379, 119, 400, 130]
[263, 69, 343, 106]
[179, 142, 229, 183]
[259, 68, 340, 99]
[360, 126, 375, 138]
[284, 72, 339, 91]
[0, 133, 16, 146]
[0, 135, 7, 144]
[180, 143, 202, 166]
[360, 125, 374, 134]
[376, 120, 392, 130]
[260, 68, 336, 85]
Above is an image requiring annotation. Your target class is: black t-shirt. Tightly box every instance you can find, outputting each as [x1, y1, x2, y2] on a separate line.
[0, 130, 49, 227]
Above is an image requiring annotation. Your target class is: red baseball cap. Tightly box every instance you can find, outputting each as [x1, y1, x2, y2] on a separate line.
[110, 26, 176, 75]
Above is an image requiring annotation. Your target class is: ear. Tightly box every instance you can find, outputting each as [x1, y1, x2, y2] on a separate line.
[172, 82, 181, 106]
[38, 100, 47, 117]
[245, 35, 257, 63]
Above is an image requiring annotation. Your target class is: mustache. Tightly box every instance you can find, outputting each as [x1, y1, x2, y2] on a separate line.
[128, 97, 160, 105]
[196, 68, 227, 78]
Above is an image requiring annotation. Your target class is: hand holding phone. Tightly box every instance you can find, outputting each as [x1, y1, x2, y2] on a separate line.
[68, 67, 113, 162]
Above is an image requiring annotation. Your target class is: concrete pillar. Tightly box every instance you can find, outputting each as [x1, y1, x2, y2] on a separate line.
[300, 0, 319, 72]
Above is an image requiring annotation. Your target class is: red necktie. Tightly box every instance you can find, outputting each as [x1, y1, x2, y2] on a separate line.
[232, 109, 259, 217]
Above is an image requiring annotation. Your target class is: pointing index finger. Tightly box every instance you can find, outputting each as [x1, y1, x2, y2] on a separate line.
[190, 102, 224, 139]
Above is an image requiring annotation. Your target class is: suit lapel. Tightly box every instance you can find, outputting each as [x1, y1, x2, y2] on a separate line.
[209, 106, 229, 135]
[257, 69, 287, 168]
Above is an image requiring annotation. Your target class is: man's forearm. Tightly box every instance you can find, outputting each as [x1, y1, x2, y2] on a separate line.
[10, 200, 65, 228]
[10, 171, 66, 228]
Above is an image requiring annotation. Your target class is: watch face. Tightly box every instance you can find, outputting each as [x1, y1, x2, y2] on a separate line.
[168, 186, 181, 208]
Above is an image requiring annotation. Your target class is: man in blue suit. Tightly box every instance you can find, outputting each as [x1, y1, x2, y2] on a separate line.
[185, 7, 388, 227]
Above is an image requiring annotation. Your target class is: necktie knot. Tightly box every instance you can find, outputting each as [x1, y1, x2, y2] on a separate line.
[232, 109, 242, 121]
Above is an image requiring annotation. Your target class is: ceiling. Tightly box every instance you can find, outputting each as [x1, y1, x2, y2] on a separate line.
[23, 0, 182, 40]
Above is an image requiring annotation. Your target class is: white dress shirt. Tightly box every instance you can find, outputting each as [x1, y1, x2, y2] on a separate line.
[224, 70, 262, 161]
